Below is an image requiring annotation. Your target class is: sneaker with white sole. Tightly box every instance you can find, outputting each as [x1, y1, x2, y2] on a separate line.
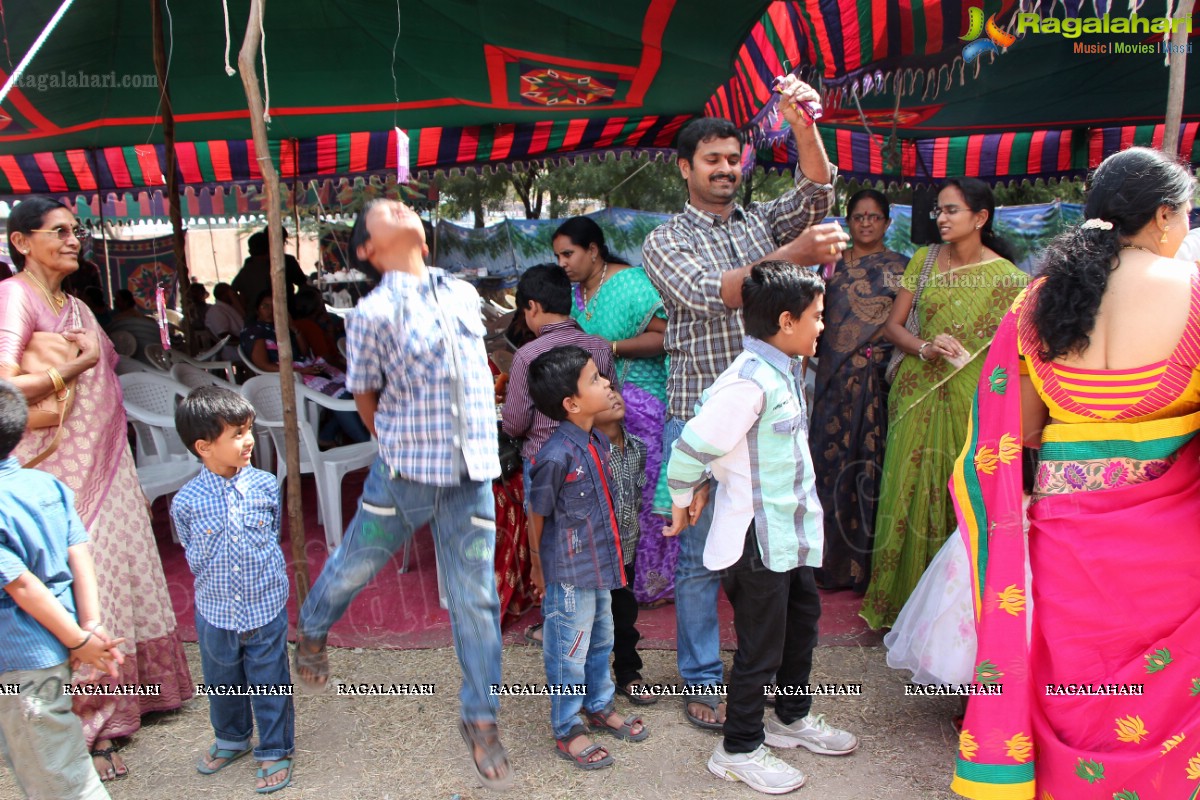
[707, 742, 806, 795]
[764, 713, 858, 755]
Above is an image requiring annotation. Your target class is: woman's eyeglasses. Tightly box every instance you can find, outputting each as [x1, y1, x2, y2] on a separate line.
[29, 226, 91, 242]
[928, 205, 964, 220]
[850, 213, 885, 224]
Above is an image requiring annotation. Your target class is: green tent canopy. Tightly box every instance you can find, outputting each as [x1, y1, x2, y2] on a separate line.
[1, 0, 1196, 204]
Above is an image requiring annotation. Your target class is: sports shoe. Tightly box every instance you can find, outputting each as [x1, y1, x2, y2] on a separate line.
[764, 713, 858, 755]
[707, 742, 806, 795]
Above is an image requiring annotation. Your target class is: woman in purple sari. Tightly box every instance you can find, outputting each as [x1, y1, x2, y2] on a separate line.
[3, 198, 193, 782]
[552, 217, 675, 604]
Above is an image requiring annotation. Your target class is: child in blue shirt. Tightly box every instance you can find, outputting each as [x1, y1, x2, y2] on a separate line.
[526, 345, 650, 771]
[0, 379, 124, 800]
[172, 386, 294, 794]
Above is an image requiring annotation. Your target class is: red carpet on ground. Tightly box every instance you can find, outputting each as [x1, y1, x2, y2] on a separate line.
[151, 468, 882, 650]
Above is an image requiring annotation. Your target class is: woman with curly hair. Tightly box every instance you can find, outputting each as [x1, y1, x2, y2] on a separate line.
[861, 178, 1028, 629]
[949, 147, 1199, 798]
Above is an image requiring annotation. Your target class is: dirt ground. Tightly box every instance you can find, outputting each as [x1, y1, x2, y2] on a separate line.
[0, 644, 960, 800]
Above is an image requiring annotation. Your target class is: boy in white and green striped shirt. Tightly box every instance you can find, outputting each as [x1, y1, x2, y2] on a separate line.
[666, 262, 858, 796]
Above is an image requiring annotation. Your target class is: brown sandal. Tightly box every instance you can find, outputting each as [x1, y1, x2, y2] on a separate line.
[293, 635, 329, 692]
[555, 724, 613, 770]
[586, 704, 650, 741]
[458, 719, 514, 790]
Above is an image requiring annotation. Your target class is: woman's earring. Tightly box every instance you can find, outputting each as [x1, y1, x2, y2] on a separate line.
[975, 224, 981, 230]
[1161, 227, 1170, 244]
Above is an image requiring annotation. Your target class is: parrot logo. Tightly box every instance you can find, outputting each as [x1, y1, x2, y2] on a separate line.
[960, 7, 1017, 63]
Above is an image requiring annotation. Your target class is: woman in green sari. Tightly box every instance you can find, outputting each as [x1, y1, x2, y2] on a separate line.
[861, 178, 1028, 629]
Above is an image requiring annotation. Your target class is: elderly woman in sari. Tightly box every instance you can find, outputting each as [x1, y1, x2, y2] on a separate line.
[949, 148, 1200, 798]
[861, 178, 1028, 629]
[3, 197, 193, 781]
[809, 189, 907, 593]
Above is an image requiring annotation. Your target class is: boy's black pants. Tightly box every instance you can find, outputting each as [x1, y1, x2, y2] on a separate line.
[610, 560, 643, 687]
[721, 523, 821, 754]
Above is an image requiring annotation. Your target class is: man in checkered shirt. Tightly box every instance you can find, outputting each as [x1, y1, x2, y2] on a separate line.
[642, 76, 849, 732]
[294, 199, 513, 790]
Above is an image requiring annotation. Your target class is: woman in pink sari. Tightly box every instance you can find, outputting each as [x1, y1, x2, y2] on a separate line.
[4, 198, 193, 781]
[951, 148, 1200, 799]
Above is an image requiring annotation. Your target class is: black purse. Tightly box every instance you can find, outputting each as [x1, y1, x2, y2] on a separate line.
[497, 423, 523, 481]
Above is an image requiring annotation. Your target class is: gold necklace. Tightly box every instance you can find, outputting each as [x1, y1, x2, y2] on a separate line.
[944, 244, 984, 270]
[1121, 244, 1157, 256]
[21, 270, 66, 311]
[581, 261, 609, 321]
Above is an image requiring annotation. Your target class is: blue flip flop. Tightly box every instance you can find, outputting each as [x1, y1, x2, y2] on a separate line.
[196, 743, 253, 775]
[255, 757, 293, 794]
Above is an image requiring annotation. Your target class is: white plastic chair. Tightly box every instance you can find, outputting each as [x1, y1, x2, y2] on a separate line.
[115, 355, 157, 376]
[144, 343, 171, 372]
[137, 460, 201, 542]
[119, 372, 191, 466]
[190, 334, 232, 362]
[171, 350, 236, 384]
[241, 375, 376, 550]
[239, 343, 271, 377]
[109, 330, 137, 357]
[336, 337, 347, 360]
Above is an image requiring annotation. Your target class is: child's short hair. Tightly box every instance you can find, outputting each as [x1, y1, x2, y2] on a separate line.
[515, 264, 571, 316]
[742, 261, 825, 340]
[529, 345, 590, 422]
[0, 380, 28, 460]
[175, 386, 256, 458]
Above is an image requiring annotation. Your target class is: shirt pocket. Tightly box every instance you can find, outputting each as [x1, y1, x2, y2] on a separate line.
[771, 414, 803, 437]
[185, 514, 224, 568]
[563, 479, 598, 522]
[244, 501, 278, 548]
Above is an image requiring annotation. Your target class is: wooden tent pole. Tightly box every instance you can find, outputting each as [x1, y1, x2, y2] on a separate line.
[151, 0, 196, 353]
[237, 0, 311, 602]
[1162, 0, 1195, 158]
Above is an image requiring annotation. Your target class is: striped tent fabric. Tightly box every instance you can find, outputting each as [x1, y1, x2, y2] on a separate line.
[756, 123, 1200, 185]
[0, 116, 689, 200]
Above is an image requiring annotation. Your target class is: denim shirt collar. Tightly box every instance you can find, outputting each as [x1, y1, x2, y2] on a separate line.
[557, 419, 601, 450]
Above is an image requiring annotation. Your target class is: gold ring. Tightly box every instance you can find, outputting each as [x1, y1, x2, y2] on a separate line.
[829, 243, 837, 256]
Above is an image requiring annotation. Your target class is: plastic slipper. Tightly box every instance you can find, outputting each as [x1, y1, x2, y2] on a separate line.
[683, 695, 726, 731]
[458, 719, 514, 790]
[555, 724, 614, 770]
[196, 743, 253, 775]
[586, 705, 650, 742]
[615, 680, 658, 706]
[255, 757, 293, 794]
[523, 622, 544, 648]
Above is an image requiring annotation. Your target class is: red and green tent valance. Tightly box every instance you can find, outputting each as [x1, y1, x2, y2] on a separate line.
[756, 122, 1200, 185]
[0, 115, 689, 199]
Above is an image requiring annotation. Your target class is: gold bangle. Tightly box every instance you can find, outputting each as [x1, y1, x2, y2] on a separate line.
[46, 367, 65, 394]
[611, 340, 618, 357]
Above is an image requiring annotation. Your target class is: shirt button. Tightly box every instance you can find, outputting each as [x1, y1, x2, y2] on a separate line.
[232, 536, 238, 542]
[233, 566, 239, 572]
[452, 436, 461, 446]
[234, 595, 241, 601]
[451, 404, 459, 415]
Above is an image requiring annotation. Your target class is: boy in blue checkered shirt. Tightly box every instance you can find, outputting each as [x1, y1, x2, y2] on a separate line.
[0, 379, 124, 800]
[171, 386, 294, 794]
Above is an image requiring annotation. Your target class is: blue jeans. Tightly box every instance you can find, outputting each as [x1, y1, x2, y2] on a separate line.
[664, 415, 723, 689]
[299, 457, 503, 723]
[195, 606, 294, 761]
[542, 582, 615, 739]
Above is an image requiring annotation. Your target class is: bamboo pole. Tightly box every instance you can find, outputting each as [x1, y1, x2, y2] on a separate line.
[150, 0, 196, 353]
[1162, 0, 1195, 158]
[236, 0, 310, 602]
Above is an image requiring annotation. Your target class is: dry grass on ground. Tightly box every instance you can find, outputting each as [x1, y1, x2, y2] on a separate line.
[0, 645, 960, 800]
